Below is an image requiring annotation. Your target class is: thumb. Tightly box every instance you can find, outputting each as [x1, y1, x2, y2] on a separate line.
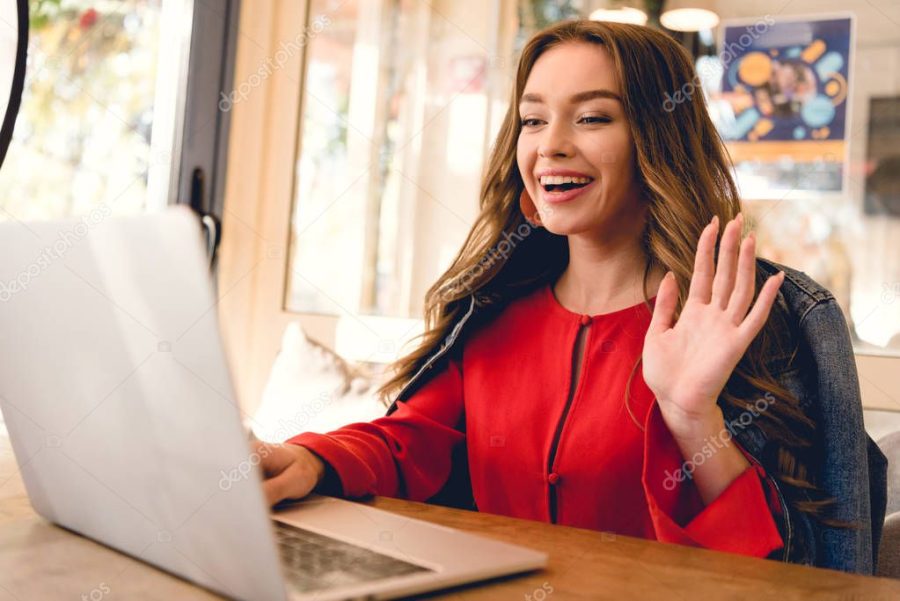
[648, 271, 678, 335]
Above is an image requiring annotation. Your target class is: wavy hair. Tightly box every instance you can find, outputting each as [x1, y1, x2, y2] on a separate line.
[377, 19, 841, 526]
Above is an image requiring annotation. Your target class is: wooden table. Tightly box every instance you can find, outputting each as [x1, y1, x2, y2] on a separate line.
[1, 432, 899, 601]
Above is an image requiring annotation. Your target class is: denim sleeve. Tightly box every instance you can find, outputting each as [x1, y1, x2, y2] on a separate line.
[798, 297, 878, 574]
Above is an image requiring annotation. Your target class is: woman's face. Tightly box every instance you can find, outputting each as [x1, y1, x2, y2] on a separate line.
[516, 42, 646, 237]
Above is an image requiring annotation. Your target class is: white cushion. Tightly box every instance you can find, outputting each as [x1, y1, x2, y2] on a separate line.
[251, 322, 387, 442]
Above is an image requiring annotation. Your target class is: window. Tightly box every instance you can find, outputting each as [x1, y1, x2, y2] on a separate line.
[0, 0, 191, 221]
[284, 0, 497, 319]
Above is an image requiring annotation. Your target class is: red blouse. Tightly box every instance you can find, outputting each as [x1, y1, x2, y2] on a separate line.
[288, 283, 784, 557]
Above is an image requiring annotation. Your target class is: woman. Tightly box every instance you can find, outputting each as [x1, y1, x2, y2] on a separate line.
[257, 20, 883, 573]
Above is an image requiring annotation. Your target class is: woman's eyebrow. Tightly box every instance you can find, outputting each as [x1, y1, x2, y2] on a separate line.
[519, 89, 622, 106]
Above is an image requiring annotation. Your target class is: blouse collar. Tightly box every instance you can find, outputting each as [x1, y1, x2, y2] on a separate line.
[540, 281, 657, 323]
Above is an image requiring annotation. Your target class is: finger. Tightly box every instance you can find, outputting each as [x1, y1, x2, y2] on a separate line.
[263, 462, 307, 506]
[648, 271, 678, 335]
[738, 271, 785, 341]
[255, 442, 294, 478]
[726, 232, 757, 323]
[687, 216, 719, 303]
[711, 214, 743, 309]
[251, 439, 272, 454]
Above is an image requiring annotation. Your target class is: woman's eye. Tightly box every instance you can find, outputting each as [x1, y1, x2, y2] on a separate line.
[519, 116, 610, 127]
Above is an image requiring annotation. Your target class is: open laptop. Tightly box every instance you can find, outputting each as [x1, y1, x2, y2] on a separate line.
[0, 205, 547, 600]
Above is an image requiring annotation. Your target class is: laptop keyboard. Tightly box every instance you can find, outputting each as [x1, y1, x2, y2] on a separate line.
[273, 520, 434, 594]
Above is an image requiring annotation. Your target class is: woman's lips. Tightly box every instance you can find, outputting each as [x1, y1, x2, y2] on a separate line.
[539, 179, 596, 204]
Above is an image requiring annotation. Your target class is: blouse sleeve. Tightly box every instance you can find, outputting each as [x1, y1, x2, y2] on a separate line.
[285, 356, 466, 501]
[641, 401, 784, 557]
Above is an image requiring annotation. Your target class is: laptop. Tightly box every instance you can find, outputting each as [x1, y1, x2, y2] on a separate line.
[0, 205, 547, 600]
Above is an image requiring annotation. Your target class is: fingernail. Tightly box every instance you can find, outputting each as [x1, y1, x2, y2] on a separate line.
[711, 215, 719, 228]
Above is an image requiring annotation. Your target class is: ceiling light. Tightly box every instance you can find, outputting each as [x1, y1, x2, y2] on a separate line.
[660, 0, 720, 32]
[589, 6, 648, 26]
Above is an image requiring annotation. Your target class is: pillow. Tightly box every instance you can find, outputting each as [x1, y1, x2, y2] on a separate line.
[251, 322, 387, 442]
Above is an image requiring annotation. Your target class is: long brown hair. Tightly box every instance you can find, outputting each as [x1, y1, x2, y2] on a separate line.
[378, 19, 839, 525]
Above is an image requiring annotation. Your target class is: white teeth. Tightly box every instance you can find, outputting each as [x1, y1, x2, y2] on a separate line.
[539, 175, 592, 185]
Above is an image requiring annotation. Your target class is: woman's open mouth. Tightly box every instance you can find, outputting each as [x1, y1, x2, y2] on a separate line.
[540, 176, 595, 203]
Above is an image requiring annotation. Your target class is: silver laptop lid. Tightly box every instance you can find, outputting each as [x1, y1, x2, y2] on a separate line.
[0, 206, 287, 600]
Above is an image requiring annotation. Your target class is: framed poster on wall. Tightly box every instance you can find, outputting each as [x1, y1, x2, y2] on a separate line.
[708, 14, 854, 200]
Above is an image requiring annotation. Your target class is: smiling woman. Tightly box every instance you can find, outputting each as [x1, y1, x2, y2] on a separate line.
[261, 19, 885, 575]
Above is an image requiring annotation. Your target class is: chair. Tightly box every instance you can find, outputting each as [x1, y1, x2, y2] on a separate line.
[876, 431, 900, 577]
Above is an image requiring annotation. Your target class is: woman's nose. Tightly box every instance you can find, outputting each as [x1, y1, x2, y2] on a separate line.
[537, 122, 574, 158]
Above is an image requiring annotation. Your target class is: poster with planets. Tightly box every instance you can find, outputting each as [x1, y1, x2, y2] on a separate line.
[710, 14, 853, 199]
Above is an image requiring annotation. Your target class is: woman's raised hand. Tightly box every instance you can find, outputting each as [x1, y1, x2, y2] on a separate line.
[642, 214, 784, 438]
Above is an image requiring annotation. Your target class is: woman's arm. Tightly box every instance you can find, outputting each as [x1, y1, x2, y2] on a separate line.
[639, 214, 787, 556]
[661, 405, 750, 505]
[279, 353, 466, 502]
[641, 399, 784, 557]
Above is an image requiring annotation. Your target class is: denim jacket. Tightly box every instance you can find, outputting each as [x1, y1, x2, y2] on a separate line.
[386, 257, 888, 574]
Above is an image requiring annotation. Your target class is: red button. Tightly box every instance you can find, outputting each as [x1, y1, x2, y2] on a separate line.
[580, 315, 592, 326]
[548, 472, 560, 485]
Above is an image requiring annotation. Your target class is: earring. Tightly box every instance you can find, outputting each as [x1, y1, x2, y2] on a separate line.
[519, 189, 542, 227]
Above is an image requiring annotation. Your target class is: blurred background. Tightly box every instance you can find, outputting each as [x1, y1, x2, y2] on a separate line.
[2, 0, 899, 423]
